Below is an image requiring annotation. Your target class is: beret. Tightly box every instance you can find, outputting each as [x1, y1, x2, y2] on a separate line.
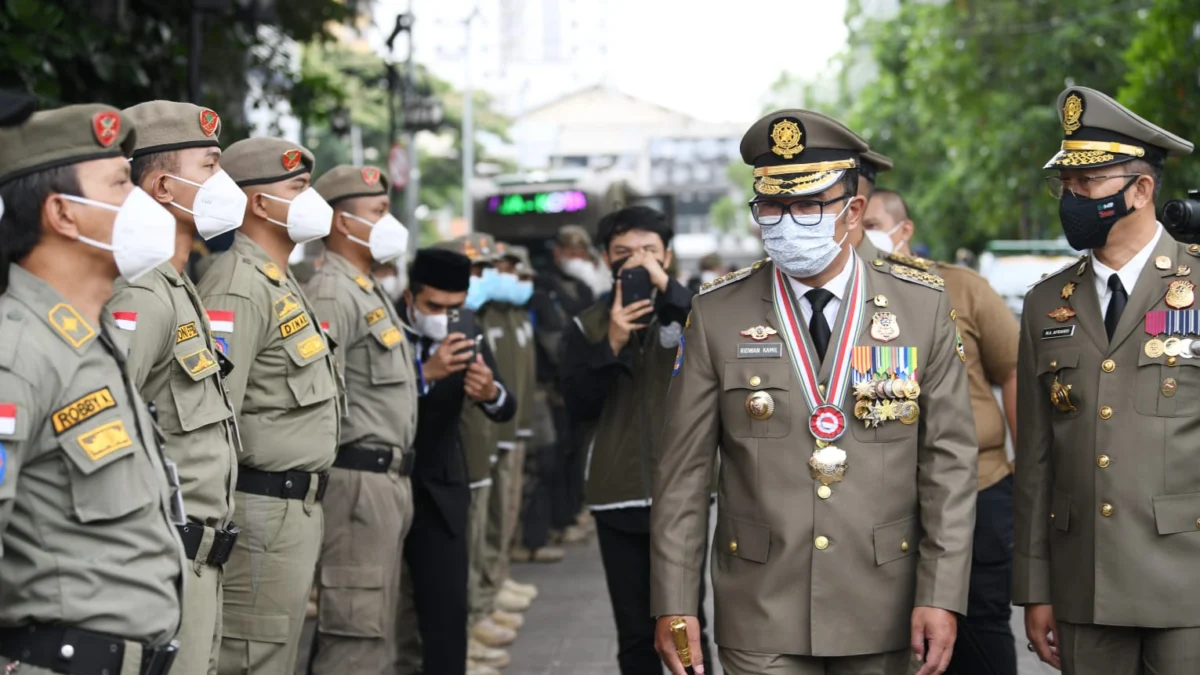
[0, 103, 136, 186]
[314, 164, 389, 206]
[223, 137, 315, 187]
[123, 100, 222, 157]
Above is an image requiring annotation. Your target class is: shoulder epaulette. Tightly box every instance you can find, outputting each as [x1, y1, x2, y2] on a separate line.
[1029, 254, 1088, 289]
[885, 251, 933, 272]
[1186, 244, 1200, 259]
[699, 258, 769, 295]
[258, 261, 285, 285]
[887, 262, 945, 291]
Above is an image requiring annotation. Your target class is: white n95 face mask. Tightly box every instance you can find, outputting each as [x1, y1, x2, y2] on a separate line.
[63, 187, 176, 282]
[761, 201, 851, 279]
[409, 305, 448, 341]
[865, 228, 896, 254]
[166, 170, 247, 240]
[343, 211, 409, 263]
[262, 187, 333, 244]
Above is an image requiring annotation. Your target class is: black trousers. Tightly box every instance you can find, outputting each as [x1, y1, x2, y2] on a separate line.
[403, 482, 469, 675]
[521, 440, 555, 550]
[595, 507, 713, 675]
[550, 403, 587, 530]
[949, 475, 1016, 675]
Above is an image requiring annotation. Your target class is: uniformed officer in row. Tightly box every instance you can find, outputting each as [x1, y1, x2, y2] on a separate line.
[196, 138, 341, 675]
[861, 185, 1022, 674]
[848, 148, 893, 262]
[303, 165, 418, 674]
[0, 104, 186, 675]
[106, 100, 244, 675]
[1016, 87, 1196, 675]
[652, 109, 978, 675]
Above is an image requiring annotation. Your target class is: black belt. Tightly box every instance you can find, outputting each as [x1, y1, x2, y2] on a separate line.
[236, 467, 329, 501]
[176, 523, 240, 565]
[0, 624, 177, 675]
[333, 445, 415, 476]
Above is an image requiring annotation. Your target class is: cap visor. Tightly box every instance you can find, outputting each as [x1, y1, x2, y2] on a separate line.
[1043, 149, 1134, 170]
[754, 169, 844, 197]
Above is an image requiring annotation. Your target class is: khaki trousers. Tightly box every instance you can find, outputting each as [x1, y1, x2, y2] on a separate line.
[480, 444, 524, 612]
[311, 469, 413, 675]
[218, 491, 323, 675]
[719, 647, 913, 675]
[467, 483, 493, 625]
[174, 535, 224, 675]
[1058, 621, 1200, 675]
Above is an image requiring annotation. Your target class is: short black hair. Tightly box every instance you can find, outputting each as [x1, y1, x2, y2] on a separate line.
[0, 164, 81, 264]
[130, 150, 179, 187]
[596, 205, 673, 251]
[872, 188, 911, 222]
[1126, 158, 1163, 200]
[837, 168, 860, 199]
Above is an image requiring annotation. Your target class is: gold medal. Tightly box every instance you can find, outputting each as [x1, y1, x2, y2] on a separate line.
[905, 379, 921, 400]
[745, 391, 775, 420]
[877, 399, 899, 422]
[1166, 280, 1196, 309]
[1164, 336, 1183, 357]
[1162, 377, 1178, 397]
[854, 399, 873, 420]
[1156, 256, 1172, 270]
[1050, 376, 1076, 413]
[1061, 282, 1076, 300]
[853, 380, 877, 400]
[898, 401, 920, 425]
[873, 294, 889, 308]
[870, 312, 900, 342]
[808, 445, 847, 485]
[1145, 338, 1166, 358]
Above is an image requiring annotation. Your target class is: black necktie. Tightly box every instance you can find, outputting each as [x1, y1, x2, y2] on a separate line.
[420, 337, 433, 362]
[1105, 274, 1127, 341]
[806, 288, 835, 362]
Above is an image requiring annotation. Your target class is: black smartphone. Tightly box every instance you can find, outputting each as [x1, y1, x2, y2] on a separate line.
[446, 308, 479, 361]
[620, 266, 653, 319]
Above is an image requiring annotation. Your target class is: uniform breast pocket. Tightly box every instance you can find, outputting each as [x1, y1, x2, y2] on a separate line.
[721, 361, 791, 439]
[368, 322, 409, 386]
[59, 416, 154, 522]
[283, 327, 337, 407]
[1134, 349, 1200, 417]
[1037, 350, 1083, 421]
[165, 346, 233, 433]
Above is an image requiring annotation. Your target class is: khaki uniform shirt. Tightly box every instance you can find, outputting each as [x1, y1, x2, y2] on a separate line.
[109, 262, 238, 528]
[0, 265, 184, 644]
[507, 305, 536, 440]
[650, 257, 977, 656]
[197, 233, 339, 472]
[1014, 232, 1200, 627]
[305, 252, 418, 457]
[483, 307, 519, 451]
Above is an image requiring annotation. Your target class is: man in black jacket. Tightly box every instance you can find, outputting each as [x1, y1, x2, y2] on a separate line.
[400, 248, 517, 675]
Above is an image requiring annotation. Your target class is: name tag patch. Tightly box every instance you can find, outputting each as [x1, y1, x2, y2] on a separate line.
[297, 334, 326, 359]
[273, 293, 300, 321]
[1042, 326, 1076, 340]
[280, 313, 311, 338]
[53, 388, 117, 435]
[738, 342, 783, 358]
[76, 419, 133, 461]
[176, 322, 199, 344]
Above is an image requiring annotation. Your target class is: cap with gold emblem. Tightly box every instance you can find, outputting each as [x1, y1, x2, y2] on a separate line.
[222, 137, 316, 187]
[740, 109, 870, 197]
[1044, 86, 1193, 170]
[434, 232, 500, 265]
[123, 100, 222, 158]
[0, 104, 136, 186]
[313, 164, 389, 207]
[859, 149, 893, 186]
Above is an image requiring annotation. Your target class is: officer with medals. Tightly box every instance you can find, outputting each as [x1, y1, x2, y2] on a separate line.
[0, 104, 186, 675]
[195, 138, 340, 675]
[1015, 87, 1196, 674]
[301, 165, 417, 674]
[651, 110, 978, 675]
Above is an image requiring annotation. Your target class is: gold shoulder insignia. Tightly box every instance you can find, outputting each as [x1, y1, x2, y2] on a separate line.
[885, 251, 933, 272]
[354, 275, 374, 292]
[260, 262, 284, 283]
[699, 258, 769, 296]
[1029, 255, 1087, 289]
[890, 264, 945, 291]
[1187, 244, 1200, 259]
[48, 303, 96, 349]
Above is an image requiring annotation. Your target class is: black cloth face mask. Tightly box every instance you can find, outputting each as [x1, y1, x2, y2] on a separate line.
[1059, 176, 1138, 250]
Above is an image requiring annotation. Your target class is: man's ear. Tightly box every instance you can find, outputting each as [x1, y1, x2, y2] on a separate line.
[334, 212, 353, 236]
[1133, 175, 1156, 210]
[900, 220, 915, 242]
[248, 191, 271, 220]
[42, 193, 84, 240]
[844, 194, 867, 230]
[147, 171, 174, 205]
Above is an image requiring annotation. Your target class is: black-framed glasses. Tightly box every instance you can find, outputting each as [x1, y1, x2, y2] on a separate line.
[749, 194, 850, 227]
[1046, 174, 1142, 199]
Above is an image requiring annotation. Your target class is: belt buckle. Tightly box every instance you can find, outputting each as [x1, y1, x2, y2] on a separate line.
[397, 450, 415, 476]
[141, 640, 178, 675]
[315, 472, 330, 501]
[207, 525, 240, 566]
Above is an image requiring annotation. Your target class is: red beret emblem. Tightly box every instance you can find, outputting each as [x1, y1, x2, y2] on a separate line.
[281, 150, 303, 172]
[199, 109, 219, 137]
[92, 111, 121, 148]
[361, 167, 381, 186]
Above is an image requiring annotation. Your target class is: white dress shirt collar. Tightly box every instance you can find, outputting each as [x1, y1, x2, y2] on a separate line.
[785, 250, 855, 326]
[1091, 224, 1162, 306]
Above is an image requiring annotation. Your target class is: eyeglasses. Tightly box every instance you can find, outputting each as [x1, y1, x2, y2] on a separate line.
[1045, 174, 1142, 199]
[749, 195, 849, 227]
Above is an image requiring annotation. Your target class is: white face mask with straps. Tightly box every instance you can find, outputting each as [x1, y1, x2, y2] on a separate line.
[165, 169, 247, 240]
[260, 187, 333, 244]
[342, 211, 410, 263]
[864, 221, 907, 255]
[62, 187, 176, 282]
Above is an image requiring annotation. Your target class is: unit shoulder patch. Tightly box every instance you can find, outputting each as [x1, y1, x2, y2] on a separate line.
[885, 251, 934, 272]
[889, 264, 945, 291]
[699, 258, 769, 296]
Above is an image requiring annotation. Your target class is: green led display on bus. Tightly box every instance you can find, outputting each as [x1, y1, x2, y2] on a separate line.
[486, 190, 588, 216]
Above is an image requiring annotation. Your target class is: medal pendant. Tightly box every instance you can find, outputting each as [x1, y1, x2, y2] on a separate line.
[1166, 280, 1196, 309]
[1050, 376, 1076, 413]
[808, 444, 847, 485]
[853, 399, 873, 420]
[1145, 338, 1166, 358]
[1047, 307, 1076, 323]
[1164, 337, 1183, 357]
[870, 312, 900, 342]
[809, 404, 847, 441]
[898, 400, 920, 425]
[904, 379, 921, 400]
[1180, 338, 1194, 359]
[745, 391, 776, 420]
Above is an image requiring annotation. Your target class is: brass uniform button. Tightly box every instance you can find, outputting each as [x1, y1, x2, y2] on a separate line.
[814, 535, 829, 550]
[1101, 503, 1114, 517]
[1102, 359, 1116, 373]
[1195, 518, 1200, 530]
[749, 375, 761, 387]
[1168, 356, 1178, 366]
[1097, 454, 1111, 468]
[1050, 513, 1055, 521]
[900, 540, 909, 553]
[818, 383, 827, 396]
[817, 485, 832, 499]
[1049, 360, 1058, 370]
[729, 541, 738, 553]
[1099, 405, 1113, 420]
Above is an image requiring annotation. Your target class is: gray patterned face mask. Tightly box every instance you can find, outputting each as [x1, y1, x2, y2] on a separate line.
[761, 201, 850, 279]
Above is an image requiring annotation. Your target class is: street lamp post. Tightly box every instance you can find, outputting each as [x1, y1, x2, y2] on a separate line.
[385, 10, 415, 221]
[462, 6, 480, 231]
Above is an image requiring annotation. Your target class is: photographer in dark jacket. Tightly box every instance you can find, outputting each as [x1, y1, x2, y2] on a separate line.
[400, 248, 516, 675]
[560, 206, 712, 674]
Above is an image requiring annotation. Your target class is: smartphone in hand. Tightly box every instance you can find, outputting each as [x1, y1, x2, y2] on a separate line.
[620, 266, 654, 324]
[446, 308, 479, 361]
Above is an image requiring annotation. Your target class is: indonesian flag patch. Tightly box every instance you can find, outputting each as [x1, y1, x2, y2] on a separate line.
[112, 311, 137, 331]
[207, 310, 235, 333]
[320, 321, 330, 332]
[0, 403, 16, 436]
